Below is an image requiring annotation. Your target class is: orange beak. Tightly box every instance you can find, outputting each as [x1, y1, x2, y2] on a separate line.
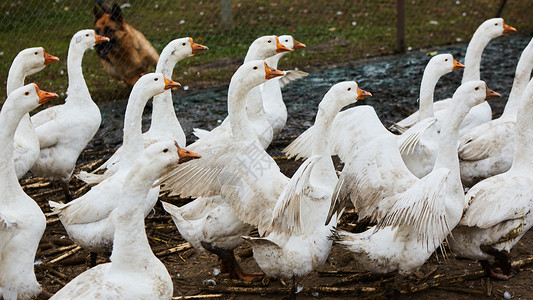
[189, 37, 209, 54]
[502, 20, 517, 34]
[356, 86, 372, 100]
[452, 58, 465, 70]
[95, 34, 110, 44]
[176, 142, 201, 164]
[164, 76, 181, 90]
[275, 36, 292, 53]
[264, 62, 285, 80]
[33, 83, 59, 104]
[485, 85, 501, 100]
[43, 48, 59, 65]
[293, 39, 306, 50]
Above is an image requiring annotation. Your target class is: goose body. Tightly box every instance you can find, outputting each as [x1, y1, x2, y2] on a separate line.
[449, 77, 533, 280]
[0, 84, 57, 300]
[391, 18, 516, 137]
[50, 140, 200, 300]
[78, 37, 208, 185]
[49, 73, 181, 254]
[7, 47, 59, 179]
[30, 29, 108, 200]
[458, 37, 533, 187]
[330, 81, 499, 274]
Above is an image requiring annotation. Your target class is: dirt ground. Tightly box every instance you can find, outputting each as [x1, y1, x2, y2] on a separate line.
[25, 33, 533, 299]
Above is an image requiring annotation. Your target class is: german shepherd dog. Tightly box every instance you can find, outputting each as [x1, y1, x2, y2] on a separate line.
[93, 1, 159, 86]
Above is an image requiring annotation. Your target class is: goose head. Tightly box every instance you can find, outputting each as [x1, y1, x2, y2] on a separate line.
[453, 80, 501, 109]
[321, 81, 372, 112]
[245, 35, 291, 61]
[131, 73, 181, 100]
[5, 83, 58, 113]
[161, 37, 209, 63]
[427, 53, 464, 76]
[139, 140, 201, 181]
[14, 47, 59, 77]
[278, 35, 306, 51]
[478, 18, 516, 40]
[70, 29, 109, 51]
[231, 60, 285, 89]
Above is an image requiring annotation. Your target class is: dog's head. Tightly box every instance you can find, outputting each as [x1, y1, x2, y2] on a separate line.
[93, 1, 124, 56]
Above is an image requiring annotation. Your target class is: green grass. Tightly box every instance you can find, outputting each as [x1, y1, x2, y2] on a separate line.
[1, 0, 533, 102]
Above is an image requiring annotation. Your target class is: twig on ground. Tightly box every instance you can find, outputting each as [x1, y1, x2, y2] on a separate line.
[155, 243, 192, 257]
[172, 294, 223, 299]
[47, 246, 82, 264]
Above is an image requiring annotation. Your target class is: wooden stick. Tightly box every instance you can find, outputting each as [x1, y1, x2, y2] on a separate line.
[45, 272, 68, 286]
[46, 217, 60, 225]
[40, 244, 77, 257]
[201, 285, 378, 295]
[47, 246, 82, 264]
[172, 294, 223, 299]
[155, 243, 192, 257]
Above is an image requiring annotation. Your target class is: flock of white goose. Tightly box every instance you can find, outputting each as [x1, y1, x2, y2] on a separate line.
[1, 16, 532, 299]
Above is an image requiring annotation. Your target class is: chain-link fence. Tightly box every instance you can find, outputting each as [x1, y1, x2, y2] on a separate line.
[2, 0, 533, 101]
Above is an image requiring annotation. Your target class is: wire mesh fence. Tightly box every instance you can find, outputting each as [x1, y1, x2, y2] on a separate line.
[1, 0, 533, 101]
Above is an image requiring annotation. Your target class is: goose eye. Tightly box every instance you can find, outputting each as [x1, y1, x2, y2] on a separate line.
[475, 87, 479, 91]
[348, 87, 352, 91]
[34, 52, 38, 55]
[445, 58, 448, 61]
[163, 148, 169, 153]
[495, 23, 498, 26]
[86, 33, 89, 37]
[253, 66, 258, 70]
[24, 91, 29, 96]
[182, 43, 186, 46]
[267, 40, 272, 43]
[154, 78, 159, 81]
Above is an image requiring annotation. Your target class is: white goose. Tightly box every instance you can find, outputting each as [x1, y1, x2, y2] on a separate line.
[458, 37, 533, 187]
[262, 35, 307, 139]
[191, 35, 291, 149]
[329, 82, 499, 275]
[50, 140, 200, 300]
[391, 18, 516, 137]
[49, 74, 181, 265]
[449, 77, 533, 281]
[78, 37, 208, 185]
[242, 81, 371, 284]
[0, 84, 58, 300]
[161, 60, 284, 280]
[30, 29, 108, 201]
[7, 47, 59, 179]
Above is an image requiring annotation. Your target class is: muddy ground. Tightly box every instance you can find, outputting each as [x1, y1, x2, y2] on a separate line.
[26, 34, 533, 299]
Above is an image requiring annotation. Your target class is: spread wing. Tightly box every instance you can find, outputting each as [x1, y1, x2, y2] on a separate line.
[269, 155, 321, 235]
[326, 134, 418, 224]
[278, 70, 309, 88]
[159, 140, 289, 234]
[376, 167, 451, 251]
[397, 117, 437, 155]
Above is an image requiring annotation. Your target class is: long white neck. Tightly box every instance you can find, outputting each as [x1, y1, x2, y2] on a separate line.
[66, 42, 91, 102]
[121, 88, 153, 166]
[417, 65, 443, 121]
[109, 170, 157, 272]
[148, 52, 184, 142]
[510, 81, 533, 172]
[228, 77, 258, 142]
[7, 60, 35, 138]
[0, 101, 28, 197]
[433, 98, 476, 221]
[501, 40, 533, 119]
[462, 29, 493, 83]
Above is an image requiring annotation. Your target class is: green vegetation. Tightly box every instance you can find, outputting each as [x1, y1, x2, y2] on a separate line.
[1, 0, 533, 101]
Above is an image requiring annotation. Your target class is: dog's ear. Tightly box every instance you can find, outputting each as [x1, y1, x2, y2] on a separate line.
[110, 4, 124, 24]
[93, 0, 108, 20]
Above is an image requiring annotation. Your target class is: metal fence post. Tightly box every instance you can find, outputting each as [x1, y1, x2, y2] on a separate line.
[397, 0, 405, 53]
[221, 0, 234, 30]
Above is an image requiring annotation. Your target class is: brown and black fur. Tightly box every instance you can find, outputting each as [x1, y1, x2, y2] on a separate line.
[93, 1, 159, 86]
